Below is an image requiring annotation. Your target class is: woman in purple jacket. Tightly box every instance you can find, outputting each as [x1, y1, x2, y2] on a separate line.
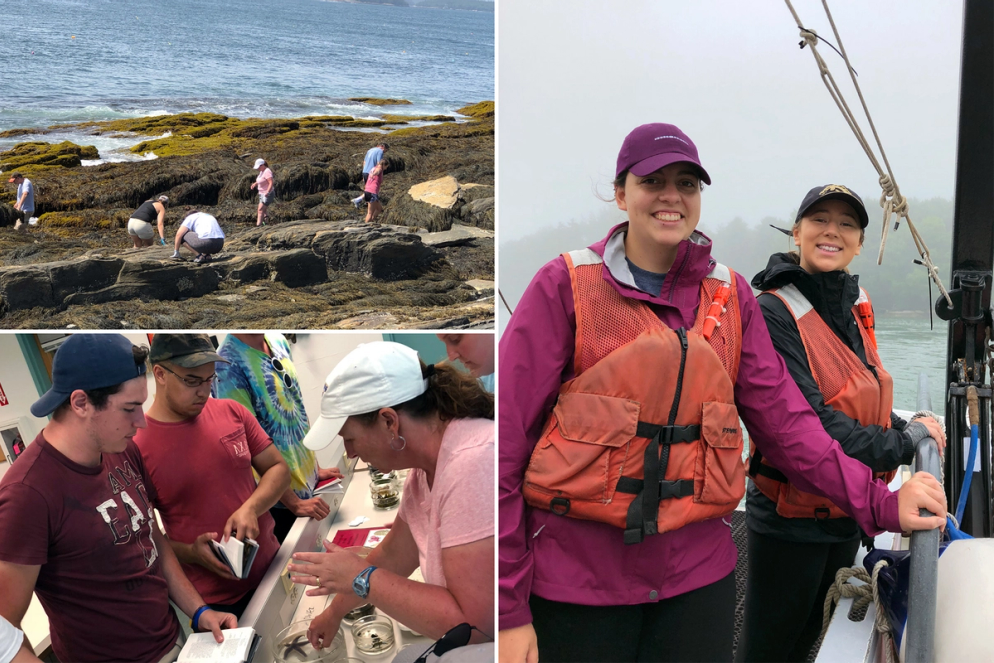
[497, 123, 947, 663]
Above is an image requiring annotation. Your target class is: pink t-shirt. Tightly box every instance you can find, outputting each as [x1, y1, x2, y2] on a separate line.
[397, 418, 494, 587]
[0, 435, 179, 662]
[364, 167, 383, 195]
[135, 398, 279, 605]
[256, 168, 274, 196]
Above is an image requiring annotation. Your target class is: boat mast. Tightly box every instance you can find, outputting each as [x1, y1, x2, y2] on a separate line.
[936, 0, 994, 537]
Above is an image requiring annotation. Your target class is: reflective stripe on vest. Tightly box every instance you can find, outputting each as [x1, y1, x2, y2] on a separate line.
[522, 252, 745, 543]
[748, 283, 895, 519]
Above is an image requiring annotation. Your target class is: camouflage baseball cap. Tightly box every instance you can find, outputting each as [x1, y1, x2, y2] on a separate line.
[149, 333, 229, 368]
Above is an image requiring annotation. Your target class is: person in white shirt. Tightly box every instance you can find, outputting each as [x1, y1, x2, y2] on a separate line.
[172, 208, 226, 264]
[0, 614, 34, 663]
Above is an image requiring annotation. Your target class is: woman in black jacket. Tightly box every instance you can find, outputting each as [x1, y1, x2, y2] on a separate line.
[735, 184, 946, 662]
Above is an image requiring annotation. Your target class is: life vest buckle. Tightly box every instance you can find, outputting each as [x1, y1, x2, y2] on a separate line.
[550, 497, 571, 516]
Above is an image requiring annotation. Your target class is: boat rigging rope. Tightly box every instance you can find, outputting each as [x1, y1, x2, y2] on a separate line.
[821, 559, 898, 663]
[783, 0, 953, 308]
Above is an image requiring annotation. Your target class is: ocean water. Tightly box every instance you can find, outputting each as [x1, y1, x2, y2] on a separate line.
[875, 313, 949, 412]
[0, 0, 493, 160]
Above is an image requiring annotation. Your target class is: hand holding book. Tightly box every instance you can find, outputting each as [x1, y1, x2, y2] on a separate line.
[223, 503, 260, 542]
[190, 532, 237, 580]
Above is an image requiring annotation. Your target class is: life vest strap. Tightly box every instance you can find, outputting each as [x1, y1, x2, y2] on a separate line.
[747, 448, 789, 483]
[635, 422, 701, 444]
[616, 476, 695, 499]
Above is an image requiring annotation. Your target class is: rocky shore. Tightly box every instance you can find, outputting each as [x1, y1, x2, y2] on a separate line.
[0, 101, 494, 329]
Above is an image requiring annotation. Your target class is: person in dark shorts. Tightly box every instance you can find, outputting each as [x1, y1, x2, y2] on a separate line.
[363, 160, 387, 223]
[172, 208, 225, 264]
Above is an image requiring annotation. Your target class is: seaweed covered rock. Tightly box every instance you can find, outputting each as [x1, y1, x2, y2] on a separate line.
[0, 141, 99, 172]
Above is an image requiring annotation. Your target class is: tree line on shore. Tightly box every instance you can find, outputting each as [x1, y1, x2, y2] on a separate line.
[500, 196, 955, 315]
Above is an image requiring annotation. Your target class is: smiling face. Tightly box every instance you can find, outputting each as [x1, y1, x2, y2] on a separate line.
[793, 199, 863, 273]
[615, 162, 702, 272]
[89, 376, 148, 454]
[338, 411, 399, 471]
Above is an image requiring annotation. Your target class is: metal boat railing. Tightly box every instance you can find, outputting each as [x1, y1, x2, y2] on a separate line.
[905, 373, 940, 662]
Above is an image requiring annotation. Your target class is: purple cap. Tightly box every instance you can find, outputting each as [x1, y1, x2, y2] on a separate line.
[615, 123, 711, 185]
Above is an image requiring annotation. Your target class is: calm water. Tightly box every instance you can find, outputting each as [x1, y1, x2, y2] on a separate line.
[875, 313, 948, 413]
[0, 0, 493, 159]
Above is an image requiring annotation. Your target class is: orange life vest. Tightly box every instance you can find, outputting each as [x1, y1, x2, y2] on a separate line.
[748, 283, 895, 519]
[522, 249, 745, 544]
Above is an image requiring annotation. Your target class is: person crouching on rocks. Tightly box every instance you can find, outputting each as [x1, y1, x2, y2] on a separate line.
[363, 160, 387, 224]
[128, 195, 169, 248]
[172, 207, 225, 264]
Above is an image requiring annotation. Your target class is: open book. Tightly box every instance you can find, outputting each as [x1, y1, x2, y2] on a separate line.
[209, 537, 259, 579]
[313, 476, 343, 495]
[177, 627, 260, 663]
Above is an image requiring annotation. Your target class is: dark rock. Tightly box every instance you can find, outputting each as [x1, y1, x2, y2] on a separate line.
[267, 249, 328, 287]
[312, 227, 439, 280]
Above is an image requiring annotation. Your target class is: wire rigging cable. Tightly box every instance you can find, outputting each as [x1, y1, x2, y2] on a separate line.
[784, 0, 953, 308]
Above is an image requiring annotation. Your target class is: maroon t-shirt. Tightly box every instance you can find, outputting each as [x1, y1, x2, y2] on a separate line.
[135, 398, 279, 605]
[0, 433, 180, 662]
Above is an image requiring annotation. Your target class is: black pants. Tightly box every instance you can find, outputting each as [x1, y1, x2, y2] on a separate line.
[530, 571, 736, 662]
[270, 505, 297, 544]
[207, 587, 255, 620]
[735, 529, 860, 662]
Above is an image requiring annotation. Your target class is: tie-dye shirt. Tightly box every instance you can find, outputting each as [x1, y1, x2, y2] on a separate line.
[214, 334, 319, 501]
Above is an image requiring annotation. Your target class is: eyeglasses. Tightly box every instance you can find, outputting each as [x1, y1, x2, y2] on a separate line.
[160, 364, 217, 388]
[270, 357, 295, 389]
[414, 623, 486, 663]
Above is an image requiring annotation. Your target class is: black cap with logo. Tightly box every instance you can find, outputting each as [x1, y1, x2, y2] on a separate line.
[795, 184, 869, 229]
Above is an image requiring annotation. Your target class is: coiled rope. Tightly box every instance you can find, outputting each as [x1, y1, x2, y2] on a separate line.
[784, 0, 952, 308]
[822, 559, 898, 663]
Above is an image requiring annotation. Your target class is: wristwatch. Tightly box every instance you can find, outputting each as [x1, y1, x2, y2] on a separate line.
[353, 565, 377, 599]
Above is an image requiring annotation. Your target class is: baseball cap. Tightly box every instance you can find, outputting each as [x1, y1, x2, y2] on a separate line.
[302, 342, 428, 451]
[31, 334, 147, 417]
[253, 158, 266, 170]
[795, 184, 869, 229]
[149, 333, 228, 368]
[7, 173, 23, 182]
[616, 123, 711, 185]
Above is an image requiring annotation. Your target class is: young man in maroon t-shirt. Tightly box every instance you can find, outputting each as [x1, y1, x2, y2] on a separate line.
[0, 334, 237, 663]
[135, 333, 289, 618]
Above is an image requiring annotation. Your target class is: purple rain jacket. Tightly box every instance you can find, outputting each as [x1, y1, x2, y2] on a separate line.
[498, 223, 901, 631]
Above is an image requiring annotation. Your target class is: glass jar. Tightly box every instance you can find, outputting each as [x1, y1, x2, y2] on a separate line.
[272, 620, 346, 662]
[351, 615, 396, 655]
[369, 472, 400, 509]
[341, 602, 376, 625]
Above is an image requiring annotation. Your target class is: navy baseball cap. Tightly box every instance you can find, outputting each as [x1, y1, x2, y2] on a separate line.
[795, 184, 869, 229]
[616, 123, 711, 185]
[31, 334, 147, 417]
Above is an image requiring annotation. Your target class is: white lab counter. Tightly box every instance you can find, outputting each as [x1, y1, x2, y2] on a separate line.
[243, 461, 433, 662]
[19, 453, 433, 662]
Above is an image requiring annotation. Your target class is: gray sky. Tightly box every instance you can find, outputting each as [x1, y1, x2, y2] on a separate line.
[498, 0, 963, 249]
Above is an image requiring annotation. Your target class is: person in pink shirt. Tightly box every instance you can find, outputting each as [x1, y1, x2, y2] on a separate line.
[363, 160, 387, 223]
[498, 123, 948, 663]
[286, 342, 494, 651]
[250, 158, 274, 226]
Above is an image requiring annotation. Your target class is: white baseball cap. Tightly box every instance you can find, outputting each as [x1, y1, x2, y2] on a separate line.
[253, 158, 266, 170]
[302, 342, 429, 451]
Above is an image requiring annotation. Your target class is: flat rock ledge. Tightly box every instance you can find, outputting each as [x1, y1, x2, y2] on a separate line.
[0, 219, 492, 314]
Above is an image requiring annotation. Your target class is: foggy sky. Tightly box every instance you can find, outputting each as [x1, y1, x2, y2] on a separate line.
[498, 1, 963, 250]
